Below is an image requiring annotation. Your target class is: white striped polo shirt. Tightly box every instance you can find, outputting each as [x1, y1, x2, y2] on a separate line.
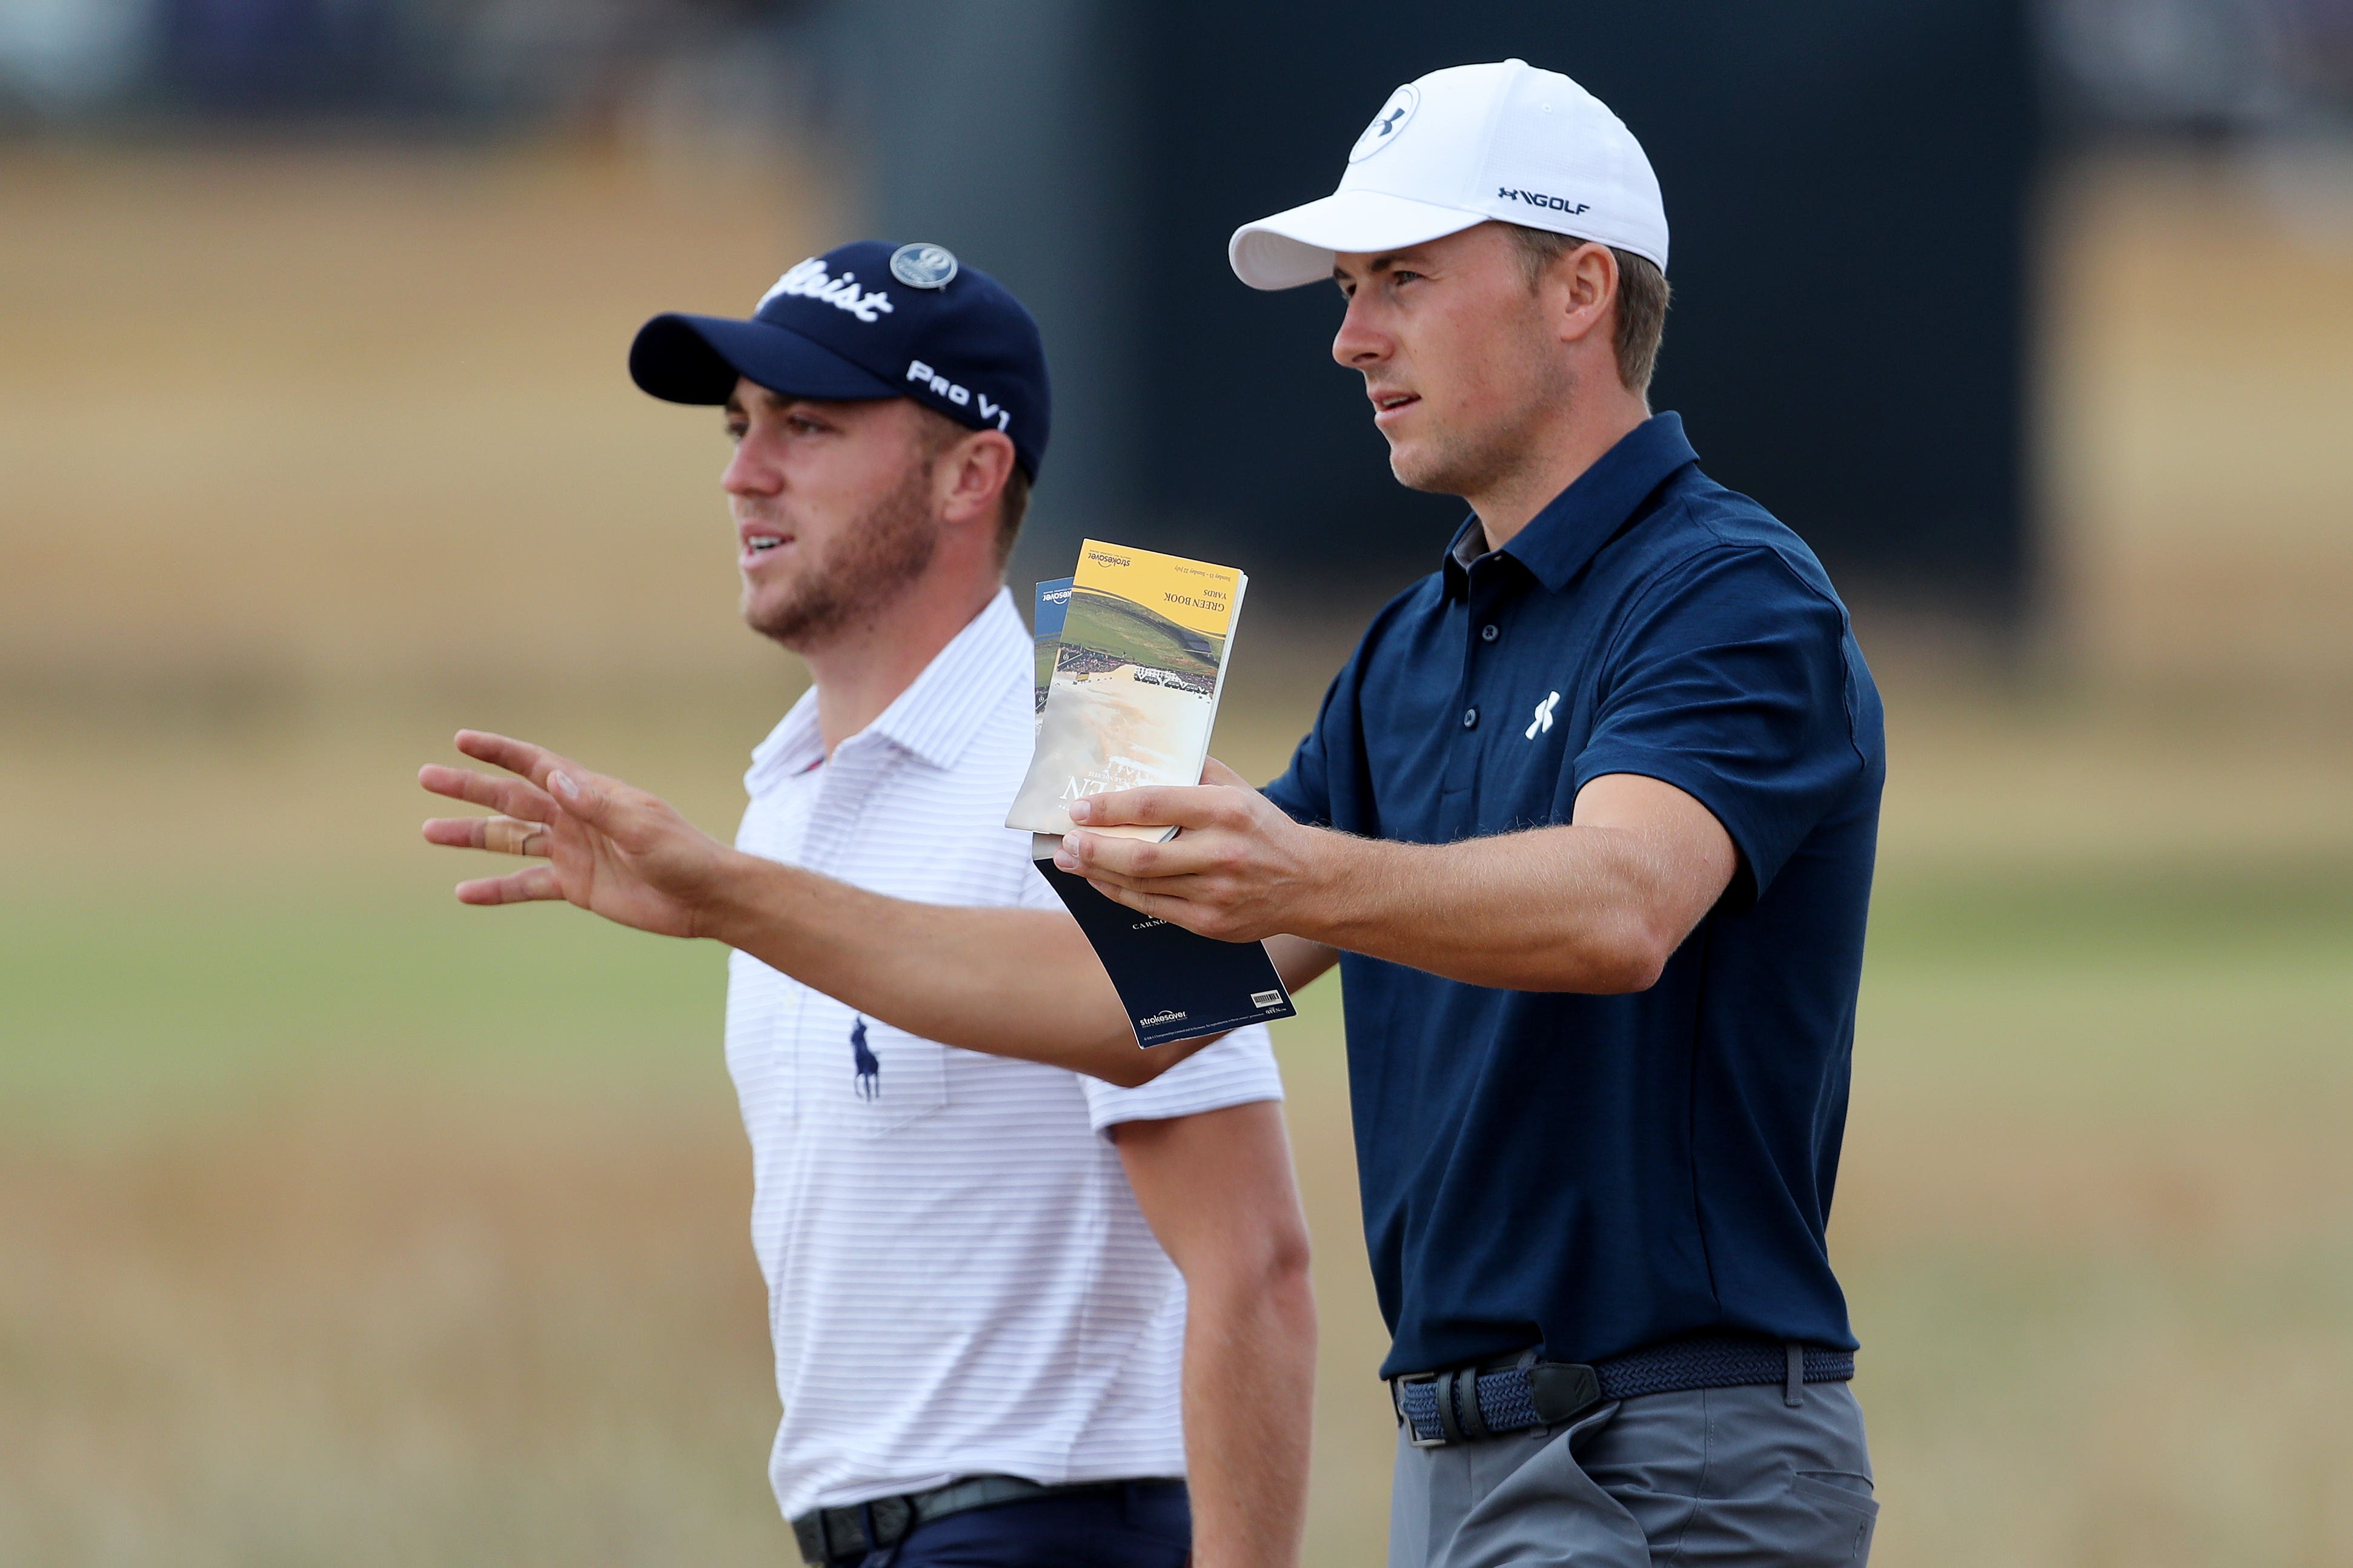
[725, 586, 1283, 1523]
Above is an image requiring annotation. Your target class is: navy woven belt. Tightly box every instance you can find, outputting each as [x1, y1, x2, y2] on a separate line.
[1392, 1335, 1856, 1447]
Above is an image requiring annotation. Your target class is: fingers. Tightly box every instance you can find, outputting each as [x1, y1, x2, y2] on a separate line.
[419, 763, 557, 823]
[422, 815, 553, 857]
[1068, 783, 1229, 830]
[1085, 877, 1196, 926]
[426, 734, 589, 907]
[1057, 829, 1216, 881]
[480, 816, 549, 856]
[1086, 871, 1256, 943]
[454, 730, 570, 792]
[454, 865, 564, 905]
[442, 732, 625, 832]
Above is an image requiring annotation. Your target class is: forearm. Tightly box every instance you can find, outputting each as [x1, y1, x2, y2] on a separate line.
[1290, 824, 1684, 992]
[699, 848, 1174, 1086]
[1060, 767, 1727, 994]
[1179, 1257, 1316, 1568]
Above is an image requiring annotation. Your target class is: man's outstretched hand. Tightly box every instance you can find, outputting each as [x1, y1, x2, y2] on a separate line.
[421, 729, 1187, 1085]
[419, 730, 738, 940]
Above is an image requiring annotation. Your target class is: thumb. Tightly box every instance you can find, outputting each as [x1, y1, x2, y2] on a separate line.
[546, 767, 617, 829]
[1200, 756, 1254, 790]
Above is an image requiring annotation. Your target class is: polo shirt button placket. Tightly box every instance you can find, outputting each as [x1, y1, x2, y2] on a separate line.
[808, 742, 886, 871]
[1481, 623, 1499, 643]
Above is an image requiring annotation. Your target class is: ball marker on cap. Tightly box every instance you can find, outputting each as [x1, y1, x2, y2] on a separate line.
[889, 243, 960, 289]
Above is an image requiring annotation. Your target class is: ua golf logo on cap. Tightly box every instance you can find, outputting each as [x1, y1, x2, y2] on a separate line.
[889, 242, 958, 289]
[1349, 83, 1419, 163]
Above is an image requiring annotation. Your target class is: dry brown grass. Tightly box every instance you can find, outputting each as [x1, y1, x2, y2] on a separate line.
[2, 1083, 780, 1566]
[0, 141, 836, 700]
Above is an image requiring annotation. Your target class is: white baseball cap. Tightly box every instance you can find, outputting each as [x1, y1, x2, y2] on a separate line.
[1229, 59, 1668, 291]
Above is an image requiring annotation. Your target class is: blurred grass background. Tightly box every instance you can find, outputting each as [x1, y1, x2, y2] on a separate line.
[5, 141, 2353, 1567]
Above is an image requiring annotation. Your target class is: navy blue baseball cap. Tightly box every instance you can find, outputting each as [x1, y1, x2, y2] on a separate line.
[629, 239, 1052, 480]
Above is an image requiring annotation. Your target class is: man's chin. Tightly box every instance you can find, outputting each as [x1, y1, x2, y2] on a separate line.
[743, 585, 820, 649]
[1387, 442, 1468, 498]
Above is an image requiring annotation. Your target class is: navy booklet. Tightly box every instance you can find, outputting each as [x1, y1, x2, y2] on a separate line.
[1019, 556, 1296, 1049]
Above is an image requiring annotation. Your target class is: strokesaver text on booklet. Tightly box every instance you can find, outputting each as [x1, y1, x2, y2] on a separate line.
[1019, 549, 1295, 1049]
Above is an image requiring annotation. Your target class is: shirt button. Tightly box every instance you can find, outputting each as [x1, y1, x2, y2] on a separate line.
[1462, 707, 1479, 729]
[1481, 623, 1499, 643]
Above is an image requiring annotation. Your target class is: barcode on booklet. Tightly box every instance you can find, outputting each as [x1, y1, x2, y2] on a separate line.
[1252, 990, 1285, 1009]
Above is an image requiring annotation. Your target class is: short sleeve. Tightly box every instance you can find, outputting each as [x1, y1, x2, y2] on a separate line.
[1573, 547, 1860, 904]
[1261, 665, 1352, 827]
[1081, 1023, 1284, 1134]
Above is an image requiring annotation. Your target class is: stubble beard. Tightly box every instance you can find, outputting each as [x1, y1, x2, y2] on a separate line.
[1390, 419, 1518, 499]
[1386, 306, 1577, 501]
[741, 460, 940, 650]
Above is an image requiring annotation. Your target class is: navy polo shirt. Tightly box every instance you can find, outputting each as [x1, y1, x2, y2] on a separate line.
[1264, 412, 1884, 1378]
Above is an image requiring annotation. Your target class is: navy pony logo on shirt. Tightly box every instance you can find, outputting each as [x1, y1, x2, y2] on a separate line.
[850, 1016, 880, 1100]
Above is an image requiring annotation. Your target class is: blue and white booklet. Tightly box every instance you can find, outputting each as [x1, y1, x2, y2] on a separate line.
[1026, 571, 1296, 1049]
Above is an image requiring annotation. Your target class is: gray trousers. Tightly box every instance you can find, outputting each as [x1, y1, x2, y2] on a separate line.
[1389, 1380, 1876, 1568]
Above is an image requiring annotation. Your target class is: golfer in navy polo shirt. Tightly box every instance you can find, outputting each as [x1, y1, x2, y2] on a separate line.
[1058, 60, 1888, 1566]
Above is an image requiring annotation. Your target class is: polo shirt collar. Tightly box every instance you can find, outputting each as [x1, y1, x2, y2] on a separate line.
[865, 586, 1027, 769]
[745, 586, 1026, 790]
[746, 689, 825, 793]
[1443, 411, 1699, 597]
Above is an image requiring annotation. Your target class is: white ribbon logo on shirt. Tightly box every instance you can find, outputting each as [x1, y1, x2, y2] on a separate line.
[1525, 691, 1561, 739]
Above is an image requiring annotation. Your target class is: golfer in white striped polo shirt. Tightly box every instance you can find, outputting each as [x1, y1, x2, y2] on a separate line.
[422, 242, 1315, 1568]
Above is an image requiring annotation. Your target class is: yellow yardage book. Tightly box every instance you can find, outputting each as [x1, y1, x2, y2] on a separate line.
[1006, 539, 1248, 841]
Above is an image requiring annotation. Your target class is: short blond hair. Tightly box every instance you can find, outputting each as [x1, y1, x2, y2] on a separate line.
[1504, 225, 1671, 395]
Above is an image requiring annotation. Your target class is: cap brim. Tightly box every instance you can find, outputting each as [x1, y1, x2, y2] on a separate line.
[628, 313, 900, 405]
[1228, 190, 1488, 290]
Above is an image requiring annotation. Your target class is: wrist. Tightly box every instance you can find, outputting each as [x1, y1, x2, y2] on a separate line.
[692, 847, 768, 947]
[1287, 824, 1364, 947]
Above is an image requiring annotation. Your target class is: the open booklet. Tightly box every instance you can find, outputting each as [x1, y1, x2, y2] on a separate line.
[1018, 545, 1295, 1049]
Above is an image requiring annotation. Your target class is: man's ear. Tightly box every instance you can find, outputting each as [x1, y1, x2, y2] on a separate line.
[1553, 241, 1619, 349]
[937, 430, 1018, 530]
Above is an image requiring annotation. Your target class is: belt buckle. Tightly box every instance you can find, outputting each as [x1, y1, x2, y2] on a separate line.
[1393, 1372, 1449, 1448]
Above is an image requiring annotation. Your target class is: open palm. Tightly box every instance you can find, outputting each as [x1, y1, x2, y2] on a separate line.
[419, 730, 737, 940]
